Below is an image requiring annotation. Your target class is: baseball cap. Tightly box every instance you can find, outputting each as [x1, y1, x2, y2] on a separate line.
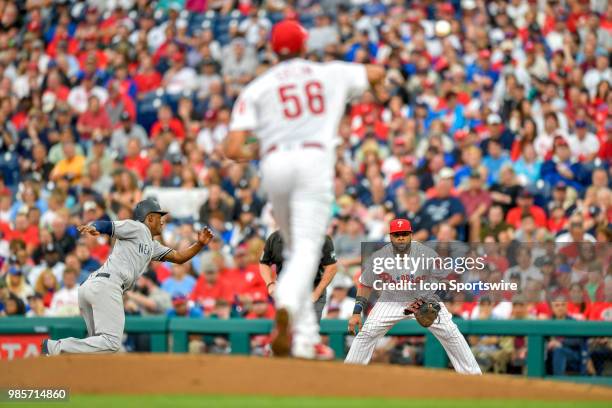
[575, 120, 587, 128]
[83, 200, 97, 212]
[556, 264, 571, 274]
[172, 294, 188, 305]
[271, 20, 308, 55]
[554, 181, 567, 190]
[390, 218, 413, 234]
[237, 179, 249, 190]
[8, 266, 22, 276]
[133, 198, 168, 222]
[518, 189, 534, 199]
[439, 167, 455, 179]
[141, 270, 159, 285]
[43, 243, 59, 254]
[487, 113, 502, 125]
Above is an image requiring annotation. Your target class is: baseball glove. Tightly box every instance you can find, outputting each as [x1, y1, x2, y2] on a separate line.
[403, 298, 441, 327]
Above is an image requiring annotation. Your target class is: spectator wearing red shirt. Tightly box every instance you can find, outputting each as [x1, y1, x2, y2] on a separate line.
[223, 246, 266, 303]
[8, 213, 40, 252]
[506, 190, 547, 229]
[459, 169, 492, 221]
[190, 262, 233, 314]
[123, 138, 150, 181]
[244, 291, 275, 319]
[134, 55, 162, 96]
[43, 69, 70, 102]
[150, 104, 185, 140]
[76, 95, 112, 141]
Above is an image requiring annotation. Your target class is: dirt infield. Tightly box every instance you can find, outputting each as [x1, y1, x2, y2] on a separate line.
[2, 354, 611, 400]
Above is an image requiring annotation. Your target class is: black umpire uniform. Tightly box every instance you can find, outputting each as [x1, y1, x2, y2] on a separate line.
[260, 231, 337, 321]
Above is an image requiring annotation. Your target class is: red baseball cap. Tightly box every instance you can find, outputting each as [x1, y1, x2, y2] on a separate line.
[390, 218, 413, 234]
[271, 20, 308, 55]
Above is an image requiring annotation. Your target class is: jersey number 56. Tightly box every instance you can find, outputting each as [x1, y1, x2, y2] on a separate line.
[278, 81, 325, 119]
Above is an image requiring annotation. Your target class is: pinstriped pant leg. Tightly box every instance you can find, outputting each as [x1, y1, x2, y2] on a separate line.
[344, 302, 406, 365]
[427, 303, 482, 374]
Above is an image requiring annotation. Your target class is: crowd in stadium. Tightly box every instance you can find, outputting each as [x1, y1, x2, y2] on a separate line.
[0, 0, 610, 373]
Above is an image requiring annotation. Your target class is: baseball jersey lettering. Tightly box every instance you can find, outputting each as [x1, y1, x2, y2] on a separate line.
[229, 59, 368, 153]
[96, 220, 172, 290]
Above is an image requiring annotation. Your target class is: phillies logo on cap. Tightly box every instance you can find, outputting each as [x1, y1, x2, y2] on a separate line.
[390, 218, 413, 233]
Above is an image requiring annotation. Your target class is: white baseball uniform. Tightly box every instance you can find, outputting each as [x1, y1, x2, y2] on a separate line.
[344, 242, 481, 374]
[229, 58, 369, 357]
[45, 220, 172, 354]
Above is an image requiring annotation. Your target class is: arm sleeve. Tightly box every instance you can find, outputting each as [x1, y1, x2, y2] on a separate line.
[229, 88, 258, 131]
[91, 221, 113, 236]
[259, 234, 275, 265]
[328, 61, 369, 100]
[151, 240, 173, 262]
[320, 236, 337, 266]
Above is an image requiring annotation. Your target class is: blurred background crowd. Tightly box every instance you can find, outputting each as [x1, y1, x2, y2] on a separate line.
[0, 0, 610, 374]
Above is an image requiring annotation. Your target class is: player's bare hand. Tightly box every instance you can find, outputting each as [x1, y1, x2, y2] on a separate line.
[348, 314, 362, 335]
[197, 227, 214, 246]
[77, 224, 99, 236]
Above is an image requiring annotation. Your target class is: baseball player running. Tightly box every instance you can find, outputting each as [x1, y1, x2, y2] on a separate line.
[259, 231, 338, 322]
[224, 19, 385, 358]
[344, 218, 481, 374]
[42, 199, 213, 355]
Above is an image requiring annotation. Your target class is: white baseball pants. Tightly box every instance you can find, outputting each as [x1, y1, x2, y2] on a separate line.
[260, 147, 334, 357]
[345, 301, 481, 374]
[46, 277, 124, 354]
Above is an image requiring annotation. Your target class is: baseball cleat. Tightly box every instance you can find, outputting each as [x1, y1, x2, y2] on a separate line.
[41, 339, 49, 356]
[270, 307, 291, 357]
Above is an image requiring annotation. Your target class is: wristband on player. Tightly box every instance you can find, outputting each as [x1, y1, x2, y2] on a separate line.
[352, 296, 368, 315]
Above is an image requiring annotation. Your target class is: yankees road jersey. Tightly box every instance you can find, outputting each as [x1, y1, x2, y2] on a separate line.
[229, 58, 368, 153]
[359, 241, 447, 303]
[260, 231, 337, 289]
[96, 220, 172, 291]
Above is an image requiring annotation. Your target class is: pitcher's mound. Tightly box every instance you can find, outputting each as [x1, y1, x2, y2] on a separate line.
[3, 354, 610, 400]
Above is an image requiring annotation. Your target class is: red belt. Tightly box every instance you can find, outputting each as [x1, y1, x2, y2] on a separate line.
[264, 142, 324, 157]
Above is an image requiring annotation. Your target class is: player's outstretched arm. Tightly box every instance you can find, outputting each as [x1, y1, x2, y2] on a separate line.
[163, 227, 214, 264]
[77, 220, 115, 236]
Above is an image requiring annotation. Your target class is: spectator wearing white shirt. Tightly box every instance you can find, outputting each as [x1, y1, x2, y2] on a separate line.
[162, 52, 197, 95]
[238, 9, 271, 46]
[555, 216, 596, 244]
[322, 275, 355, 320]
[583, 53, 611, 97]
[504, 247, 542, 290]
[567, 120, 600, 162]
[48, 268, 80, 317]
[67, 74, 108, 114]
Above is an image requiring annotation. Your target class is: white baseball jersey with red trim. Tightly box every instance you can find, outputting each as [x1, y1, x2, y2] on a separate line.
[229, 58, 368, 153]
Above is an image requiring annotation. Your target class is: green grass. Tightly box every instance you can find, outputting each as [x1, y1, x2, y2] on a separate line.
[3, 395, 609, 408]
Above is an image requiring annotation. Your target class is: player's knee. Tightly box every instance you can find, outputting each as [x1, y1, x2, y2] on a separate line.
[101, 334, 121, 352]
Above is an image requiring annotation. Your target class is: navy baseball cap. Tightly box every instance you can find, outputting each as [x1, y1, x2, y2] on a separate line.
[133, 199, 168, 223]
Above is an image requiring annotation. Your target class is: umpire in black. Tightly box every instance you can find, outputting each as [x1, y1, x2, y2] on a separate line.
[260, 231, 338, 321]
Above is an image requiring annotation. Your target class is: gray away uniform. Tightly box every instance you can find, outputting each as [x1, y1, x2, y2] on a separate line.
[46, 220, 172, 354]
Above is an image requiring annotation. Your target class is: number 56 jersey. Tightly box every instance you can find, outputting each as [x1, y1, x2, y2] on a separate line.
[229, 59, 369, 152]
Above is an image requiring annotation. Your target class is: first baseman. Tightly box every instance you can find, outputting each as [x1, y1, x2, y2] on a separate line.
[344, 218, 481, 374]
[42, 199, 213, 355]
[223, 19, 385, 358]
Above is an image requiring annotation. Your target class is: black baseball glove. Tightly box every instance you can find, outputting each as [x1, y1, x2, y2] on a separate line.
[403, 298, 441, 327]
